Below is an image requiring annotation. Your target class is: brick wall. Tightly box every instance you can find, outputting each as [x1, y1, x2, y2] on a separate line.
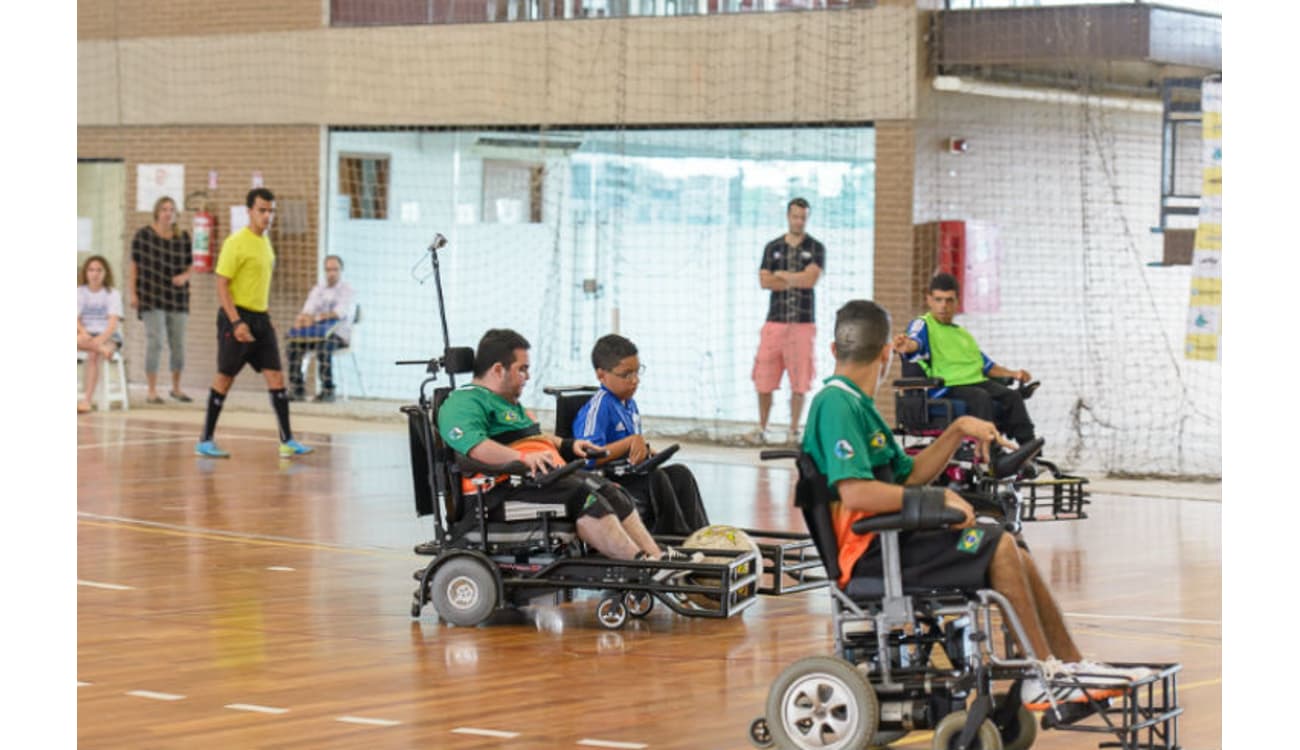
[78, 0, 323, 40]
[871, 120, 918, 425]
[77, 126, 322, 396]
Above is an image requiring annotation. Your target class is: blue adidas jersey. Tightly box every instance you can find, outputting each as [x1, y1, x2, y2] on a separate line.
[903, 317, 994, 397]
[573, 386, 643, 466]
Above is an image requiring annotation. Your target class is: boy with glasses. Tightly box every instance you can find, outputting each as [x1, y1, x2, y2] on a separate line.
[574, 334, 710, 535]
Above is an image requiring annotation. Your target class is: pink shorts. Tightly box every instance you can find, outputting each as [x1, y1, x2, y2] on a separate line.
[752, 321, 816, 394]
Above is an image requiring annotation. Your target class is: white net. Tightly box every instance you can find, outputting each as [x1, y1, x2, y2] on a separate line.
[77, 1, 1220, 477]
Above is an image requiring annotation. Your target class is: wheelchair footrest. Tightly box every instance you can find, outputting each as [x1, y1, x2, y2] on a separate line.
[1020, 475, 1090, 522]
[1042, 662, 1182, 750]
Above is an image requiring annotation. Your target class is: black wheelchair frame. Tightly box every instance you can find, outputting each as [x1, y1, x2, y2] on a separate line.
[892, 359, 1090, 527]
[401, 350, 760, 630]
[747, 449, 1182, 750]
[544, 384, 830, 596]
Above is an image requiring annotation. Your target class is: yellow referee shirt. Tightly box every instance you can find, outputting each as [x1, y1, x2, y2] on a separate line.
[215, 227, 275, 312]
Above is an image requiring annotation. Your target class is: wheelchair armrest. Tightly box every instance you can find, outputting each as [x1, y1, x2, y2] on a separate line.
[453, 454, 585, 488]
[542, 385, 598, 397]
[628, 443, 679, 474]
[852, 507, 967, 533]
[991, 436, 1046, 479]
[893, 376, 944, 389]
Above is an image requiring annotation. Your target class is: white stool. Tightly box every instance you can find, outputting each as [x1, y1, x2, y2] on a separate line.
[77, 350, 130, 412]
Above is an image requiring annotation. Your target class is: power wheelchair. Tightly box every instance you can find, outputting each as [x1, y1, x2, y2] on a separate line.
[892, 359, 1089, 529]
[401, 348, 761, 630]
[543, 384, 830, 596]
[746, 450, 1182, 750]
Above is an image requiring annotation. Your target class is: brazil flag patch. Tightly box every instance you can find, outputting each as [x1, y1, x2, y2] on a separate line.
[869, 431, 887, 449]
[956, 528, 985, 554]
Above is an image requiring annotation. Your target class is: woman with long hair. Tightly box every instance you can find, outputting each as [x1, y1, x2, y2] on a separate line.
[129, 195, 193, 403]
[77, 255, 124, 413]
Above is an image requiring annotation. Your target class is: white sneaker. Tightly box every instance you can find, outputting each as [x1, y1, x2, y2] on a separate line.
[786, 429, 803, 446]
[652, 548, 705, 583]
[1020, 659, 1146, 711]
[761, 429, 782, 445]
[1064, 660, 1155, 687]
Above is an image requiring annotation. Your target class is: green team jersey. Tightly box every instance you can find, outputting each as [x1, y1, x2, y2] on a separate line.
[437, 384, 538, 455]
[802, 375, 914, 489]
[918, 312, 987, 387]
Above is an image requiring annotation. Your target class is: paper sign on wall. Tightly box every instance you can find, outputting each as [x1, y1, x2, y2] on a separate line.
[230, 205, 249, 234]
[78, 217, 93, 252]
[136, 164, 185, 212]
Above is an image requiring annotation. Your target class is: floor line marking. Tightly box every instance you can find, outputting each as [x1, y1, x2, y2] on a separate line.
[78, 580, 135, 591]
[225, 703, 290, 715]
[336, 716, 402, 727]
[77, 681, 92, 687]
[577, 740, 649, 749]
[266, 566, 297, 572]
[77, 514, 403, 558]
[78, 436, 201, 450]
[452, 727, 521, 738]
[125, 690, 185, 701]
[1065, 612, 1220, 626]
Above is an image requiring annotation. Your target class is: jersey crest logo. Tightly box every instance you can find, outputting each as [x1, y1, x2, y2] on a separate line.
[616, 422, 626, 432]
[957, 528, 985, 554]
[833, 439, 855, 460]
[800, 250, 812, 260]
[449, 427, 464, 440]
[502, 411, 519, 423]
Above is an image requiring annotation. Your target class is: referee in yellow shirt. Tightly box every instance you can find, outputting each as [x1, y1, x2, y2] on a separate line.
[195, 188, 313, 458]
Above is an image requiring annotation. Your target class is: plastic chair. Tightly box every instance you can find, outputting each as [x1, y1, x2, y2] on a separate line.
[77, 350, 130, 412]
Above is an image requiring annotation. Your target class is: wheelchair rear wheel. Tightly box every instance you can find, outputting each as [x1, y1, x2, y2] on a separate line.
[931, 710, 1003, 750]
[430, 556, 498, 627]
[765, 656, 879, 750]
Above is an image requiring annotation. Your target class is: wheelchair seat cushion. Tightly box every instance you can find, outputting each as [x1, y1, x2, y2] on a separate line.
[848, 525, 1004, 594]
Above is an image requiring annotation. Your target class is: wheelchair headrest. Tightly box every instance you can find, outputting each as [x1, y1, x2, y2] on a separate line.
[443, 347, 475, 375]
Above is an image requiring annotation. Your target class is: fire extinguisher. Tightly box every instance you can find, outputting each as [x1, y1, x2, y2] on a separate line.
[192, 209, 216, 272]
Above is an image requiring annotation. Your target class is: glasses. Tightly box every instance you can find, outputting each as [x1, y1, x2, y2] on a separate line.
[610, 365, 646, 380]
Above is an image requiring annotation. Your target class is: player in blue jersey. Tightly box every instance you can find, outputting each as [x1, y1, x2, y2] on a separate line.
[573, 335, 710, 535]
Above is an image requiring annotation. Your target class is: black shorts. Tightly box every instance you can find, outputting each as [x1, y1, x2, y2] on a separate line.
[486, 471, 636, 522]
[851, 525, 1004, 591]
[217, 307, 282, 376]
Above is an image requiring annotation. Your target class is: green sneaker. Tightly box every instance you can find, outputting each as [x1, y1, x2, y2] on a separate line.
[279, 439, 314, 458]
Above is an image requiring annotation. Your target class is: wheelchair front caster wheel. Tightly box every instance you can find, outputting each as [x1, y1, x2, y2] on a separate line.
[596, 594, 628, 630]
[991, 693, 1037, 750]
[410, 600, 422, 618]
[624, 590, 654, 618]
[748, 717, 774, 748]
[932, 710, 1003, 750]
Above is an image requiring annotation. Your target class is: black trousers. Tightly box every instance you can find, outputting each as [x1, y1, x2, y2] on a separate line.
[946, 380, 1035, 444]
[287, 335, 343, 391]
[618, 464, 711, 536]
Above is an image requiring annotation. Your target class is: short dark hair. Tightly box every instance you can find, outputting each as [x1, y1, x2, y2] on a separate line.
[324, 254, 344, 270]
[929, 272, 959, 294]
[246, 187, 275, 208]
[833, 300, 891, 364]
[787, 197, 810, 213]
[474, 328, 530, 378]
[591, 334, 638, 371]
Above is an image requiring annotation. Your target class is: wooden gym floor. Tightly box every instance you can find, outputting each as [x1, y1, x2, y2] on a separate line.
[77, 409, 1221, 749]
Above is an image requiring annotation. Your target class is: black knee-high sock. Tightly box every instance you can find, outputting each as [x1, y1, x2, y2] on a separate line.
[269, 388, 293, 443]
[201, 388, 226, 442]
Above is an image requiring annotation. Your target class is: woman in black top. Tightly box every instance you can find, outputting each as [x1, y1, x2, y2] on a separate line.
[129, 196, 193, 403]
